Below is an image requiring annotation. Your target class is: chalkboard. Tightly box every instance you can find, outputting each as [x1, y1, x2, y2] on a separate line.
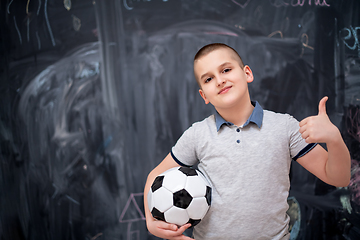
[1, 0, 360, 239]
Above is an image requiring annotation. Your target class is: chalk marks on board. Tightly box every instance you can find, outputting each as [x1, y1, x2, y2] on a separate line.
[269, 0, 330, 7]
[341, 26, 360, 57]
[12, 15, 22, 45]
[123, 0, 134, 10]
[205, 31, 238, 37]
[123, 0, 169, 11]
[119, 193, 146, 240]
[64, 0, 72, 11]
[268, 31, 284, 38]
[232, 0, 251, 9]
[44, 0, 56, 46]
[343, 105, 360, 207]
[300, 33, 314, 57]
[122, 0, 331, 12]
[267, 31, 314, 58]
[5, 0, 92, 58]
[72, 15, 82, 31]
[119, 193, 146, 223]
[88, 233, 103, 240]
[232, 0, 331, 8]
[6, 0, 56, 47]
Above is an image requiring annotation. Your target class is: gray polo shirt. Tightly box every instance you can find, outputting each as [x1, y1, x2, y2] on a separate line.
[171, 102, 316, 240]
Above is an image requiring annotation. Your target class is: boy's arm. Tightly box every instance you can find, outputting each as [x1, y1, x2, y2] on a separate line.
[296, 97, 351, 187]
[144, 153, 193, 240]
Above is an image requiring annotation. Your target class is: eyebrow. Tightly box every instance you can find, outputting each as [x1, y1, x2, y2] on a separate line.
[199, 62, 232, 81]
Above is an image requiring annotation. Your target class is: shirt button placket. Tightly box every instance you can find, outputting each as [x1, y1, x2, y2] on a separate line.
[236, 128, 241, 143]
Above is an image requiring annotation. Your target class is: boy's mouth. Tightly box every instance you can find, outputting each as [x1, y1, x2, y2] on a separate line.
[218, 86, 232, 94]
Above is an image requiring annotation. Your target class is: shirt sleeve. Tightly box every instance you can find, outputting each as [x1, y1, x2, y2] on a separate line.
[287, 114, 317, 161]
[171, 124, 199, 167]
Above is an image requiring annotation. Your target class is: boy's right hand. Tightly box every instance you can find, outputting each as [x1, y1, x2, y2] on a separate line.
[147, 219, 193, 240]
[144, 153, 193, 239]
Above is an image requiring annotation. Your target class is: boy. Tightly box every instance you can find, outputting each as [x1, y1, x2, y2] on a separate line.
[144, 43, 351, 240]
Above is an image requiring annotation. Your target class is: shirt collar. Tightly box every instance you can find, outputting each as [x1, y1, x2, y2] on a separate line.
[215, 101, 263, 131]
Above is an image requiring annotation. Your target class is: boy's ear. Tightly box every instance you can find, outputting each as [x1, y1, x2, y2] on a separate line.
[199, 89, 210, 104]
[244, 65, 254, 83]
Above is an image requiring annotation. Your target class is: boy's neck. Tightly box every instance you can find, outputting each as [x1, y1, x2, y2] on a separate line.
[216, 100, 254, 127]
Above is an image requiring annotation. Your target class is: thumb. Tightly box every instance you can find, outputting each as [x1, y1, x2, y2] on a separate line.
[318, 96, 328, 115]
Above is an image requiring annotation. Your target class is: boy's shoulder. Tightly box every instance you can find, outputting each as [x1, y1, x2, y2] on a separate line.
[192, 114, 216, 127]
[263, 109, 291, 118]
[263, 109, 299, 127]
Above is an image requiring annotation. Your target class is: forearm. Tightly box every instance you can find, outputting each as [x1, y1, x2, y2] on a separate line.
[325, 131, 351, 187]
[143, 153, 183, 235]
[144, 170, 158, 223]
[144, 166, 192, 239]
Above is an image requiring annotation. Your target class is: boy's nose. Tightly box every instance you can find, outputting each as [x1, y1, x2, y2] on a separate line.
[216, 77, 226, 86]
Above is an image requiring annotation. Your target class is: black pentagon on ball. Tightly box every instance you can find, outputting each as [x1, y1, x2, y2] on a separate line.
[173, 189, 193, 209]
[178, 167, 198, 176]
[205, 186, 212, 205]
[151, 207, 165, 222]
[188, 219, 201, 227]
[151, 175, 164, 192]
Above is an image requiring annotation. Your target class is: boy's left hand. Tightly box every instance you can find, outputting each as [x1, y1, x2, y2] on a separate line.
[299, 96, 340, 144]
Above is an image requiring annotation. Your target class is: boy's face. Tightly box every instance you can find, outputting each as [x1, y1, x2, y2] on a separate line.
[194, 48, 253, 110]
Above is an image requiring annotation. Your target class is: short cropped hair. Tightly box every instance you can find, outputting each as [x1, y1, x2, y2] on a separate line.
[193, 43, 245, 87]
[194, 43, 244, 68]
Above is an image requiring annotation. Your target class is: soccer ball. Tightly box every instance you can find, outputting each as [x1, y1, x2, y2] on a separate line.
[147, 167, 212, 226]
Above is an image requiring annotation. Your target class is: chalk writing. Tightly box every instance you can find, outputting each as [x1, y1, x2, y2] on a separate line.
[232, 0, 251, 8]
[300, 33, 314, 57]
[120, 193, 146, 240]
[340, 26, 360, 57]
[122, 0, 331, 11]
[269, 0, 330, 7]
[268, 30, 284, 38]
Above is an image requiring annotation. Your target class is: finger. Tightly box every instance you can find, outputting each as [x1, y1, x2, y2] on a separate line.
[318, 96, 328, 116]
[299, 117, 309, 128]
[178, 223, 192, 233]
[157, 221, 178, 231]
[301, 131, 309, 141]
[168, 224, 193, 240]
[299, 125, 306, 134]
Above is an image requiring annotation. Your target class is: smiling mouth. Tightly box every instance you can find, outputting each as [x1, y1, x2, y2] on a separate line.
[218, 86, 232, 94]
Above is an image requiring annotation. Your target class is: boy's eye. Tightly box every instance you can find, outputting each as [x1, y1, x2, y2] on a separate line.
[222, 68, 231, 73]
[205, 77, 212, 83]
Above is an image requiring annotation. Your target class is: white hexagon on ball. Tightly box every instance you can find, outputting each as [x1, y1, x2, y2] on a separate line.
[187, 197, 210, 220]
[164, 207, 189, 226]
[185, 175, 207, 198]
[152, 187, 173, 213]
[162, 169, 187, 193]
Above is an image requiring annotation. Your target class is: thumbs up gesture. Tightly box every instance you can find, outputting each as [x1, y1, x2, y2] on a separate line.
[299, 96, 340, 144]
